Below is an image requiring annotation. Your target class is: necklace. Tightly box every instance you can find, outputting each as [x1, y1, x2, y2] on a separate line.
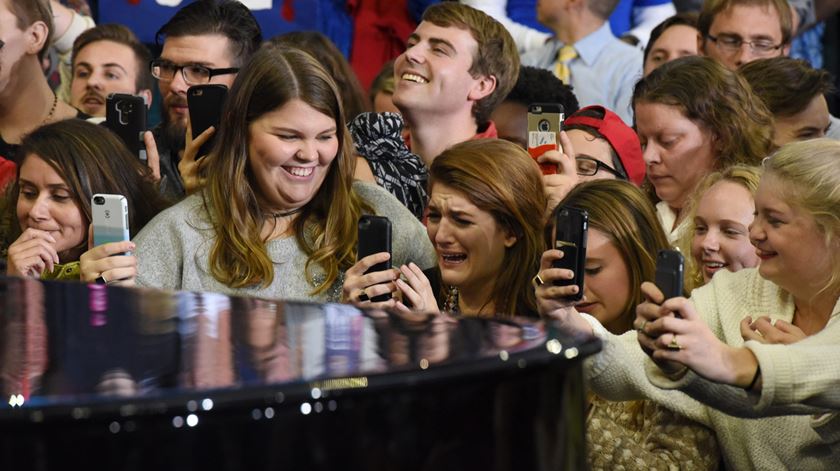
[42, 92, 58, 125]
[444, 286, 460, 314]
[266, 206, 303, 219]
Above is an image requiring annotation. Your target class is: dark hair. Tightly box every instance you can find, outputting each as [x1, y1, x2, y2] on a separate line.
[16, 120, 168, 244]
[268, 32, 370, 121]
[155, 0, 263, 67]
[739, 57, 834, 117]
[643, 13, 699, 64]
[72, 24, 154, 92]
[698, 0, 792, 46]
[422, 3, 520, 126]
[369, 60, 396, 101]
[203, 44, 372, 291]
[8, 0, 52, 61]
[634, 56, 773, 170]
[504, 66, 580, 115]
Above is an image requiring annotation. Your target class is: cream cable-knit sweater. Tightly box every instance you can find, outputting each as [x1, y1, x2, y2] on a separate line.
[581, 268, 840, 470]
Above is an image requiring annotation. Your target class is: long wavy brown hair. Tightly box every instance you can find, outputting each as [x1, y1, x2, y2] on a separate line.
[202, 45, 371, 291]
[429, 139, 546, 317]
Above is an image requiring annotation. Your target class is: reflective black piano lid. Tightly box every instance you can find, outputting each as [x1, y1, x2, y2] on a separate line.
[0, 277, 600, 470]
[0, 276, 599, 416]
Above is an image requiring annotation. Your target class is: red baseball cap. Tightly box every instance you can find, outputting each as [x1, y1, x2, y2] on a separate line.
[564, 106, 645, 186]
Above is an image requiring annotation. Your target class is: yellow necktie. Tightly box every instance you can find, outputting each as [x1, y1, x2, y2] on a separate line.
[554, 45, 577, 84]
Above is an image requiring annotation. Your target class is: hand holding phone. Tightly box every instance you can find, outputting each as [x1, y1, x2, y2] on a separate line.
[552, 206, 588, 301]
[528, 103, 565, 175]
[655, 250, 685, 300]
[356, 215, 393, 302]
[105, 94, 147, 160]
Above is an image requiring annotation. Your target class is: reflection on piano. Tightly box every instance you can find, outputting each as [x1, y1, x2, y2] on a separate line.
[0, 277, 600, 470]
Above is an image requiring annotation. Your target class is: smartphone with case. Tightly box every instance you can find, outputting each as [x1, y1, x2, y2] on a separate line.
[188, 84, 228, 159]
[92, 194, 130, 254]
[105, 93, 147, 160]
[655, 250, 685, 300]
[552, 206, 588, 301]
[357, 215, 393, 302]
[527, 103, 565, 175]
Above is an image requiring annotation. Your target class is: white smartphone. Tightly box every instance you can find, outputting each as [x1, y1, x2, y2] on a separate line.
[91, 194, 130, 252]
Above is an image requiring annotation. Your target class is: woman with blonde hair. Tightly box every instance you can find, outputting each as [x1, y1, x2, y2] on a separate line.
[633, 56, 773, 241]
[678, 165, 762, 292]
[345, 139, 546, 317]
[134, 45, 435, 299]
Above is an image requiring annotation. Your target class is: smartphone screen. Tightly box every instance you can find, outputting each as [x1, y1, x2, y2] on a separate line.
[527, 103, 565, 176]
[552, 206, 588, 300]
[655, 250, 685, 300]
[357, 215, 393, 302]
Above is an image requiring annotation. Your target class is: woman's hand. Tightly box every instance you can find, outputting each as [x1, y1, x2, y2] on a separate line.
[143, 131, 161, 182]
[6, 228, 60, 278]
[636, 282, 756, 385]
[342, 252, 400, 309]
[540, 131, 579, 214]
[178, 123, 214, 195]
[393, 262, 439, 314]
[79, 240, 137, 286]
[534, 249, 592, 334]
[740, 316, 807, 345]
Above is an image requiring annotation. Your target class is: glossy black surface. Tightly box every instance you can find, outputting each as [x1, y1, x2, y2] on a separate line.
[0, 277, 600, 470]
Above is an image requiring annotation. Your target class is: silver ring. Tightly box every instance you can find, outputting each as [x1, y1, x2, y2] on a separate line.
[532, 274, 545, 287]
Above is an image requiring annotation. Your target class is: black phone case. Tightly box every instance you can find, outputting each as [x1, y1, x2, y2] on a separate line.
[552, 206, 588, 301]
[357, 215, 393, 302]
[655, 250, 685, 300]
[105, 94, 146, 159]
[188, 84, 228, 158]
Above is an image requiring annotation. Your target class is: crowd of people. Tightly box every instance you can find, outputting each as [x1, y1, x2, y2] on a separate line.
[0, 0, 838, 469]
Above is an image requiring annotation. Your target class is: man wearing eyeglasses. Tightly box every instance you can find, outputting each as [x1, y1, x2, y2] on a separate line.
[149, 0, 262, 199]
[697, 0, 791, 71]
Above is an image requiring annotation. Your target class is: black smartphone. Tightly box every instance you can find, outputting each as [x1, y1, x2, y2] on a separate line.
[552, 206, 588, 301]
[527, 103, 565, 175]
[105, 93, 147, 160]
[655, 250, 685, 300]
[188, 84, 228, 159]
[357, 215, 393, 302]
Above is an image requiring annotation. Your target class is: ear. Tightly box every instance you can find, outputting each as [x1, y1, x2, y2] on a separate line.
[25, 21, 49, 57]
[139, 89, 153, 109]
[781, 44, 791, 57]
[503, 228, 518, 248]
[467, 74, 497, 102]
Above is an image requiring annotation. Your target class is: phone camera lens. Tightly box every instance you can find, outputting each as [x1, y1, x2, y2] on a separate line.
[538, 119, 550, 132]
[93, 196, 105, 205]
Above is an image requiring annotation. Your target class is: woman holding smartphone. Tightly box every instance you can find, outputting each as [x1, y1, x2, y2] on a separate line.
[344, 138, 546, 317]
[634, 56, 773, 241]
[133, 45, 435, 300]
[5, 119, 165, 282]
[543, 139, 840, 468]
[534, 180, 718, 469]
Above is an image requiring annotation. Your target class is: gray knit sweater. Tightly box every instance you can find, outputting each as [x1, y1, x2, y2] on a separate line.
[583, 268, 840, 470]
[133, 182, 437, 302]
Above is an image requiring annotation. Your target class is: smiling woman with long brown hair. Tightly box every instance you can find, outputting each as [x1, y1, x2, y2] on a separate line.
[133, 45, 435, 300]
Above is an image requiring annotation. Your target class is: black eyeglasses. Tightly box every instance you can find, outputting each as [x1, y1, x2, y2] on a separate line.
[705, 34, 783, 55]
[150, 59, 239, 85]
[575, 156, 626, 179]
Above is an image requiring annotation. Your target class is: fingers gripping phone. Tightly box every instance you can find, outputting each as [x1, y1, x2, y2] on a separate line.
[552, 206, 588, 301]
[528, 103, 565, 175]
[105, 93, 147, 160]
[188, 84, 228, 159]
[357, 215, 393, 302]
[92, 194, 130, 255]
[655, 250, 685, 300]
